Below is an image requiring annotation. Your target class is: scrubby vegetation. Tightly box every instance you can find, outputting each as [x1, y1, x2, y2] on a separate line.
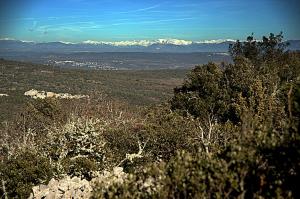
[0, 61, 186, 122]
[1, 33, 300, 198]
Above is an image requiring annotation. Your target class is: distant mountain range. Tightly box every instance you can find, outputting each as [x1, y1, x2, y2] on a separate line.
[0, 38, 299, 53]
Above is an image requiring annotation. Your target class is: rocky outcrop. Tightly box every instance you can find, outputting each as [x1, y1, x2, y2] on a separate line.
[29, 177, 92, 199]
[29, 167, 127, 199]
[24, 89, 89, 99]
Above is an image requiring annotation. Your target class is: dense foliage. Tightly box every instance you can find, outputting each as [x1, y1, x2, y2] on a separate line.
[95, 33, 300, 198]
[0, 33, 299, 198]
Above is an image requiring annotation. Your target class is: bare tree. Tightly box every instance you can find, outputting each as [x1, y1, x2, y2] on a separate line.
[195, 114, 219, 155]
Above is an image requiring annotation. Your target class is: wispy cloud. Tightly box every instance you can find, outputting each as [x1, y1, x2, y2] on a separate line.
[46, 21, 95, 27]
[31, 16, 194, 33]
[0, 15, 92, 23]
[111, 17, 194, 26]
[46, 15, 93, 20]
[118, 3, 162, 14]
[145, 18, 194, 24]
[0, 17, 35, 23]
[172, 3, 201, 8]
[34, 21, 97, 33]
[28, 21, 38, 32]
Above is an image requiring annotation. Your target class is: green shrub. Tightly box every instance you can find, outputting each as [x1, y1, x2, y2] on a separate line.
[0, 150, 52, 198]
[171, 62, 230, 122]
[93, 123, 300, 198]
[92, 33, 300, 198]
[62, 157, 97, 180]
[43, 116, 107, 178]
[171, 33, 300, 125]
[103, 105, 200, 171]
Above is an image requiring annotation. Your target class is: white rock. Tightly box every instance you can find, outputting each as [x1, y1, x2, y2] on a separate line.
[36, 92, 46, 99]
[24, 89, 39, 96]
[46, 92, 56, 98]
[113, 167, 124, 176]
[24, 89, 89, 99]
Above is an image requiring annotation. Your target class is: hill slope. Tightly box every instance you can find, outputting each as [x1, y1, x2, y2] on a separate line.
[0, 59, 187, 121]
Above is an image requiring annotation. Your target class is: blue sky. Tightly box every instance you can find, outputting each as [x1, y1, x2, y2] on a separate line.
[0, 0, 299, 42]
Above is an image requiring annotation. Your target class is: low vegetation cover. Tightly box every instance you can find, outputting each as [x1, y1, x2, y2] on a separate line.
[0, 60, 186, 122]
[0, 33, 299, 198]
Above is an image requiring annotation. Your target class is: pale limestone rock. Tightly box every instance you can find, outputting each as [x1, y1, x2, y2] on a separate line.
[45, 192, 56, 199]
[48, 178, 58, 190]
[113, 167, 124, 176]
[35, 92, 46, 99]
[24, 89, 39, 97]
[30, 176, 93, 199]
[24, 89, 89, 100]
[46, 92, 56, 98]
[30, 167, 127, 199]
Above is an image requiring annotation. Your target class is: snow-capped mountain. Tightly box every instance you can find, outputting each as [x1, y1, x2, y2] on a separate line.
[81, 38, 234, 47]
[0, 38, 299, 53]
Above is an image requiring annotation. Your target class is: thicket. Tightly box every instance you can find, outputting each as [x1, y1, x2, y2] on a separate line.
[93, 33, 300, 198]
[0, 33, 299, 198]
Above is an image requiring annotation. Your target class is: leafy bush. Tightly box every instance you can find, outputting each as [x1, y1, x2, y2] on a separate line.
[62, 157, 97, 181]
[171, 63, 229, 122]
[93, 116, 300, 198]
[93, 33, 300, 198]
[43, 116, 107, 178]
[19, 98, 67, 131]
[103, 105, 202, 172]
[171, 33, 300, 125]
[0, 150, 52, 198]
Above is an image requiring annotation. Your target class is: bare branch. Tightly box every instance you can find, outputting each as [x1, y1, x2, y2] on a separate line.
[117, 138, 149, 166]
[2, 179, 8, 199]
